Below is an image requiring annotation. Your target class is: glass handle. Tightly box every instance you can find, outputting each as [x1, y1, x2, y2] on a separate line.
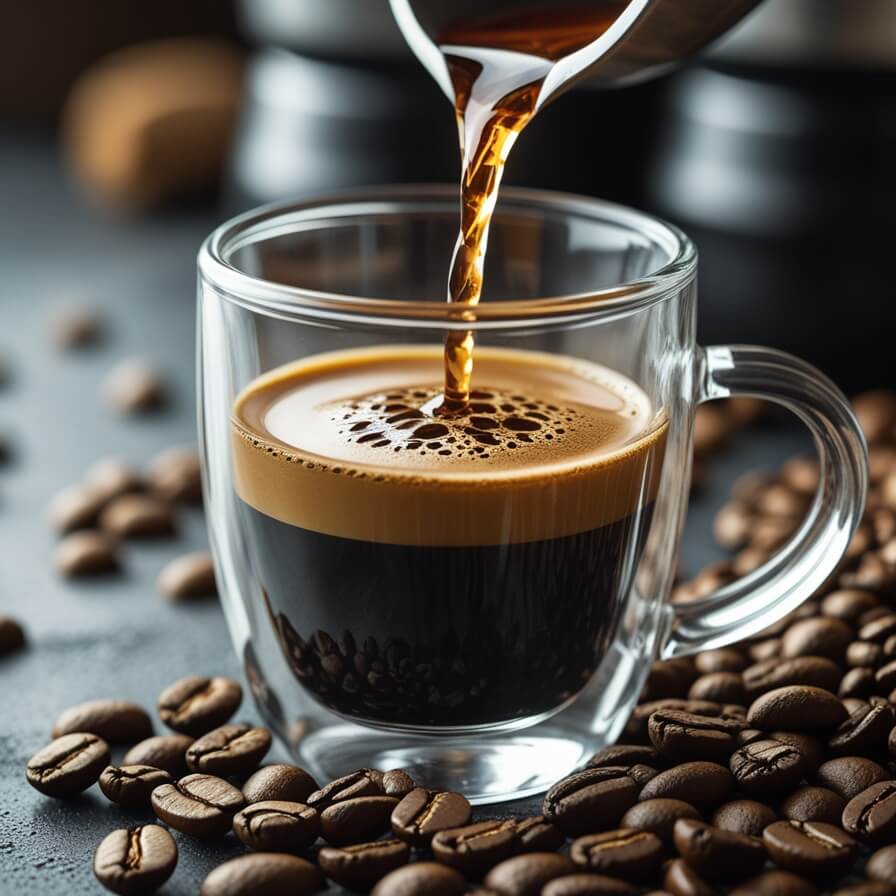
[663, 345, 868, 657]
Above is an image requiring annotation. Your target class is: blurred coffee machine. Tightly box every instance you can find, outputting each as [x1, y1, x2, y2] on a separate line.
[648, 0, 896, 392]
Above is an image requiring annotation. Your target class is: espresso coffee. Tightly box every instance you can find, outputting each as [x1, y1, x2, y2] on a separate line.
[232, 345, 665, 728]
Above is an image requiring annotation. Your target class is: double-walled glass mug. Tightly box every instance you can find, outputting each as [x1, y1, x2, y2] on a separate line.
[198, 186, 867, 803]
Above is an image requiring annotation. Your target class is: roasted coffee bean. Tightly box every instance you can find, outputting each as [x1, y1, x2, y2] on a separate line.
[432, 820, 520, 878]
[853, 391, 896, 443]
[712, 799, 779, 837]
[149, 447, 202, 503]
[50, 303, 103, 349]
[648, 710, 743, 762]
[781, 787, 846, 825]
[85, 458, 145, 503]
[99, 765, 172, 808]
[200, 853, 323, 896]
[877, 660, 896, 691]
[645, 659, 699, 700]
[861, 607, 896, 628]
[770, 732, 826, 772]
[242, 763, 318, 804]
[123, 734, 193, 778]
[822, 590, 880, 623]
[103, 359, 166, 415]
[730, 739, 806, 795]
[26, 732, 110, 797]
[0, 614, 25, 655]
[100, 494, 175, 538]
[93, 824, 176, 895]
[621, 799, 700, 848]
[734, 546, 770, 577]
[663, 858, 712, 896]
[541, 874, 637, 895]
[762, 820, 858, 876]
[638, 761, 733, 810]
[830, 702, 893, 754]
[55, 530, 118, 577]
[158, 551, 216, 601]
[833, 882, 896, 896]
[391, 788, 471, 846]
[484, 853, 577, 896]
[513, 816, 566, 852]
[373, 861, 466, 896]
[543, 767, 644, 836]
[860, 614, 896, 644]
[150, 773, 244, 837]
[47, 485, 105, 533]
[625, 700, 725, 742]
[849, 641, 885, 668]
[747, 686, 847, 731]
[322, 795, 398, 846]
[781, 618, 853, 661]
[688, 673, 746, 705]
[695, 649, 748, 675]
[672, 818, 765, 879]
[866, 844, 896, 886]
[157, 675, 242, 737]
[382, 769, 416, 798]
[750, 638, 782, 663]
[839, 667, 877, 699]
[52, 698, 152, 744]
[185, 723, 271, 776]
[307, 769, 385, 810]
[587, 745, 659, 769]
[570, 828, 663, 881]
[743, 657, 842, 702]
[730, 870, 818, 896]
[843, 780, 896, 844]
[319, 839, 410, 890]
[816, 757, 890, 800]
[232, 800, 320, 853]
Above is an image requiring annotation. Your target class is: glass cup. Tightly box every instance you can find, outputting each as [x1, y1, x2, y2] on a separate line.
[198, 186, 867, 803]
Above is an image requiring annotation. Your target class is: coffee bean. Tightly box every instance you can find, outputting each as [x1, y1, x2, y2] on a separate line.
[26, 732, 110, 797]
[730, 870, 818, 896]
[382, 769, 416, 798]
[85, 458, 145, 503]
[149, 447, 202, 503]
[645, 659, 699, 701]
[50, 303, 103, 349]
[158, 551, 216, 601]
[621, 799, 700, 848]
[391, 788, 471, 847]
[750, 638, 782, 663]
[185, 723, 270, 776]
[55, 530, 118, 577]
[781, 786, 846, 825]
[0, 614, 25, 655]
[242, 763, 318, 804]
[730, 739, 806, 795]
[830, 702, 893, 754]
[747, 686, 847, 731]
[648, 710, 744, 762]
[843, 780, 896, 844]
[484, 853, 577, 896]
[877, 660, 896, 692]
[734, 547, 770, 577]
[542, 874, 637, 895]
[47, 485, 105, 533]
[712, 800, 779, 837]
[233, 800, 320, 853]
[319, 839, 410, 890]
[100, 494, 175, 538]
[123, 734, 193, 777]
[848, 641, 884, 667]
[844, 554, 896, 594]
[771, 732, 826, 772]
[157, 675, 242, 737]
[853, 391, 896, 443]
[432, 820, 520, 878]
[839, 667, 877, 699]
[372, 861, 466, 896]
[150, 773, 244, 837]
[513, 815, 566, 852]
[743, 657, 842, 701]
[862, 614, 896, 643]
[816, 757, 890, 800]
[543, 767, 644, 836]
[672, 818, 765, 879]
[99, 765, 172, 808]
[663, 858, 712, 896]
[52, 698, 152, 744]
[714, 502, 753, 549]
[570, 828, 663, 881]
[833, 883, 896, 896]
[695, 649, 748, 675]
[822, 590, 880, 622]
[307, 769, 385, 810]
[587, 745, 659, 770]
[638, 761, 734, 810]
[781, 618, 853, 661]
[762, 819, 858, 876]
[626, 700, 726, 741]
[866, 844, 896, 886]
[103, 359, 166, 415]
[322, 795, 398, 846]
[688, 673, 746, 705]
[93, 824, 176, 895]
[200, 853, 323, 896]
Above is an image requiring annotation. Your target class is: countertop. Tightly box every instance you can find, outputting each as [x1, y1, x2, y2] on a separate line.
[0, 135, 808, 895]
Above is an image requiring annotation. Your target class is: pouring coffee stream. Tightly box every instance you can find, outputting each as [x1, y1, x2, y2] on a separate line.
[390, 0, 762, 413]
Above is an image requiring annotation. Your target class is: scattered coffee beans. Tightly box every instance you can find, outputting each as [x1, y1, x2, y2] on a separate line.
[200, 853, 323, 896]
[842, 780, 896, 844]
[0, 614, 25, 655]
[372, 861, 465, 896]
[122, 733, 193, 777]
[747, 686, 848, 731]
[780, 786, 846, 825]
[762, 819, 858, 877]
[543, 767, 644, 836]
[866, 844, 896, 886]
[307, 768, 385, 810]
[319, 839, 410, 890]
[382, 768, 416, 798]
[484, 853, 577, 896]
[431, 820, 520, 878]
[99, 764, 172, 808]
[150, 773, 244, 837]
[620, 798, 700, 848]
[148, 447, 202, 503]
[391, 788, 471, 847]
[241, 763, 318, 804]
[730, 738, 806, 795]
[103, 359, 166, 415]
[637, 761, 734, 810]
[712, 799, 779, 837]
[569, 828, 663, 881]
[52, 698, 152, 744]
[513, 815, 566, 852]
[26, 732, 110, 797]
[157, 550, 216, 601]
[730, 870, 818, 896]
[49, 303, 103, 350]
[47, 485, 105, 533]
[55, 530, 118, 577]
[157, 675, 241, 736]
[184, 723, 271, 776]
[542, 873, 637, 895]
[93, 824, 176, 895]
[100, 494, 175, 538]
[232, 800, 320, 853]
[84, 458, 145, 502]
[322, 795, 399, 846]
[672, 818, 765, 879]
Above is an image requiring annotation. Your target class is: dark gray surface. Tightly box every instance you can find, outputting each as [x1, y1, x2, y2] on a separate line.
[0, 136, 808, 895]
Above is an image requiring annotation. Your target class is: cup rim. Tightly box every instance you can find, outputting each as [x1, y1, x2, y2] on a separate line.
[199, 184, 697, 327]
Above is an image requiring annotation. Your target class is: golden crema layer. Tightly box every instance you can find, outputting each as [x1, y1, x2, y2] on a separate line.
[232, 345, 667, 546]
